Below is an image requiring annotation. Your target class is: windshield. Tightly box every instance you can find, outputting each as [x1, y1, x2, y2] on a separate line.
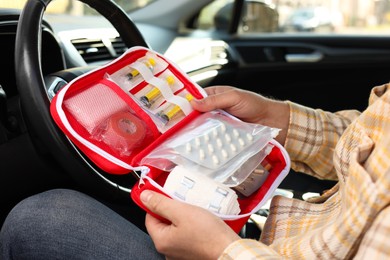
[3, 0, 390, 36]
[292, 9, 315, 19]
[1, 0, 156, 13]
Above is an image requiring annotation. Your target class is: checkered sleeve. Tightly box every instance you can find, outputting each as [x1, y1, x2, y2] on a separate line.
[354, 206, 390, 259]
[284, 101, 360, 180]
[219, 239, 281, 259]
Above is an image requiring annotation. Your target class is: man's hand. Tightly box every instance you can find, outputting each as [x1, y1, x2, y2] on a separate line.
[191, 85, 289, 145]
[141, 190, 240, 260]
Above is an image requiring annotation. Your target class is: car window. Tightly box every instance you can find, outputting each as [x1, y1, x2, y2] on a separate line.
[197, 0, 390, 35]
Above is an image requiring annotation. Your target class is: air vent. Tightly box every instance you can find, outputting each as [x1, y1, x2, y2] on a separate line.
[210, 41, 229, 65]
[110, 36, 127, 56]
[71, 36, 126, 63]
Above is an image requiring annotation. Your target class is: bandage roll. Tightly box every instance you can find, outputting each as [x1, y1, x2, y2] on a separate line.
[102, 111, 146, 156]
[164, 165, 241, 215]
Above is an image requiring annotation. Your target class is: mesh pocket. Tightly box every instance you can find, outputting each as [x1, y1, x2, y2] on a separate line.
[64, 82, 129, 134]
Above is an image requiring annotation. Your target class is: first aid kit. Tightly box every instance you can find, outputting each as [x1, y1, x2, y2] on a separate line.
[50, 46, 291, 233]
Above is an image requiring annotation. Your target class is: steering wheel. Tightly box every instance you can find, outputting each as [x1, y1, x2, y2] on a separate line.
[15, 0, 149, 199]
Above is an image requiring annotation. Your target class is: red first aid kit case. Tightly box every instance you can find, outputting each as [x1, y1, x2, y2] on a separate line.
[50, 46, 290, 233]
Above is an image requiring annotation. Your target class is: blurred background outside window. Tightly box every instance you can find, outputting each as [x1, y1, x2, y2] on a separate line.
[2, 0, 390, 34]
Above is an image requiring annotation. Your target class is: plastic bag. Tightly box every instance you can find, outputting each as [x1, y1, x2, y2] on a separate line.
[140, 110, 279, 186]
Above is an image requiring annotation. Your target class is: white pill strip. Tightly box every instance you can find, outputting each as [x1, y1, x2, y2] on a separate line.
[174, 120, 259, 170]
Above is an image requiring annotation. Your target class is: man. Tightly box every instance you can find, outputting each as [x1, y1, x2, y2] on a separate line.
[1, 84, 389, 259]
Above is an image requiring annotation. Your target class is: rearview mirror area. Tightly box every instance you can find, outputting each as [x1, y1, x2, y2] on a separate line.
[213, 0, 279, 33]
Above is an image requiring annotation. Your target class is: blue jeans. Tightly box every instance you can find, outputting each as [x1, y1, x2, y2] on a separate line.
[0, 189, 164, 260]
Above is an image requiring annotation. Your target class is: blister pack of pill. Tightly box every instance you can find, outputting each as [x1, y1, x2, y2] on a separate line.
[141, 110, 279, 185]
[174, 119, 257, 170]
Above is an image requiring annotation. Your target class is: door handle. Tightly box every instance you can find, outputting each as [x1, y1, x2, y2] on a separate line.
[285, 52, 323, 62]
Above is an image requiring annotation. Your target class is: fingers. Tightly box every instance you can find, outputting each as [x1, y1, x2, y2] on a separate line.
[191, 86, 243, 112]
[141, 190, 182, 223]
[144, 210, 174, 251]
[144, 212, 167, 236]
[203, 85, 235, 96]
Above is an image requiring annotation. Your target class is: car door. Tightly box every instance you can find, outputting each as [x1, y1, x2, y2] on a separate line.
[193, 0, 390, 112]
[181, 0, 390, 194]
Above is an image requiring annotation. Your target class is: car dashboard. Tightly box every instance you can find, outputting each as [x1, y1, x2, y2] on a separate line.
[0, 10, 65, 98]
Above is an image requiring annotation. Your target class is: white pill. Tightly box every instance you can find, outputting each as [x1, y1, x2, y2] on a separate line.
[213, 128, 218, 137]
[221, 149, 228, 158]
[199, 149, 205, 160]
[212, 155, 220, 165]
[238, 138, 245, 146]
[204, 133, 210, 142]
[208, 143, 214, 153]
[233, 129, 240, 137]
[186, 143, 192, 152]
[220, 123, 227, 132]
[230, 143, 237, 152]
[246, 133, 254, 141]
[195, 137, 201, 147]
[216, 138, 223, 147]
[225, 133, 231, 143]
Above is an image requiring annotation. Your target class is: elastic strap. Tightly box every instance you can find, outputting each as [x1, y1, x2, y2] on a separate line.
[166, 95, 192, 115]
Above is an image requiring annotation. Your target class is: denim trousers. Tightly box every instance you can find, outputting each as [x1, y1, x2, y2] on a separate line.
[0, 189, 164, 260]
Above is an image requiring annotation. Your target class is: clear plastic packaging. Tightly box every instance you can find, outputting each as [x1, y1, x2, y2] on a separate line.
[151, 90, 194, 131]
[63, 81, 129, 134]
[134, 69, 184, 110]
[91, 109, 150, 157]
[141, 110, 279, 186]
[63, 77, 154, 158]
[109, 52, 169, 93]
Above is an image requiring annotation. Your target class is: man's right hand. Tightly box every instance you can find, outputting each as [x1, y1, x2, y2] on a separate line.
[191, 85, 290, 145]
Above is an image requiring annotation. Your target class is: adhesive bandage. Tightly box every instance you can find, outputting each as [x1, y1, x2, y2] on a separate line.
[101, 111, 146, 156]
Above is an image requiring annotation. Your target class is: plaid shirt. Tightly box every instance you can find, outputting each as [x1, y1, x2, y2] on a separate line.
[220, 83, 390, 259]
